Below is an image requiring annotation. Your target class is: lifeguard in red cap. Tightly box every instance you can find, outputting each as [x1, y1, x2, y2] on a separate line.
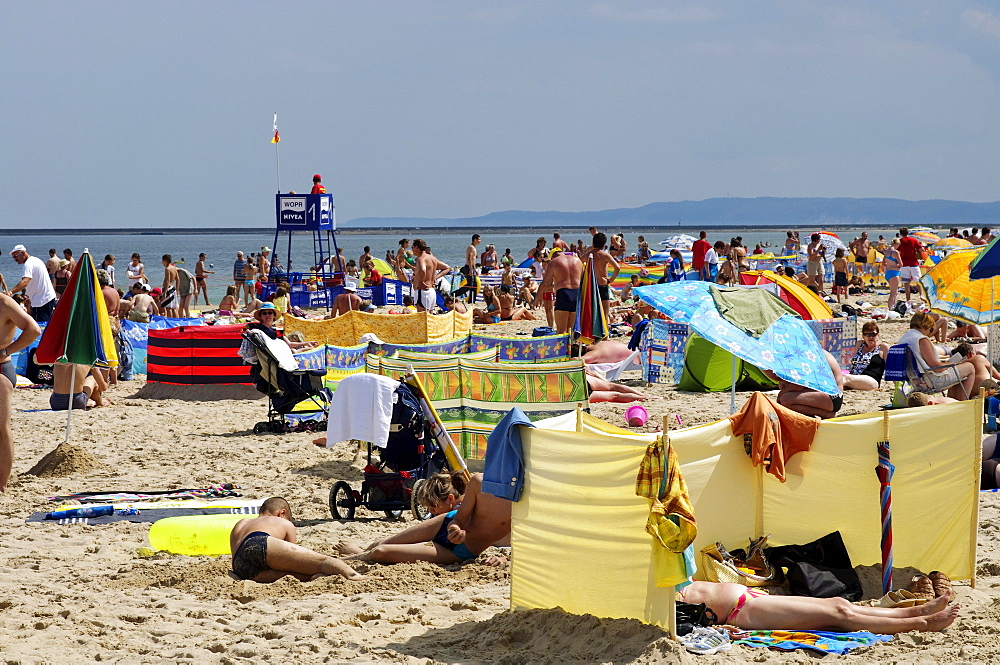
[311, 174, 326, 194]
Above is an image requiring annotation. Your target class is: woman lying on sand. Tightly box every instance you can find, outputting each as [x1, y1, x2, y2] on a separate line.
[679, 581, 959, 634]
[335, 472, 510, 565]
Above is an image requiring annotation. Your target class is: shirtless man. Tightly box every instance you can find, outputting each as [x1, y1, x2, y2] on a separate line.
[590, 233, 621, 321]
[45, 249, 60, 287]
[126, 284, 159, 322]
[806, 234, 826, 294]
[850, 232, 871, 277]
[195, 253, 213, 306]
[50, 362, 110, 410]
[678, 581, 957, 634]
[229, 497, 365, 582]
[411, 239, 450, 312]
[331, 284, 362, 316]
[466, 234, 481, 275]
[337, 474, 510, 565]
[552, 232, 569, 251]
[537, 247, 584, 334]
[0, 294, 41, 491]
[160, 255, 179, 317]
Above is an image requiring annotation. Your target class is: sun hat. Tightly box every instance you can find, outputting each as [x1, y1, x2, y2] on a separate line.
[59, 259, 70, 267]
[255, 302, 278, 319]
[9, 244, 26, 255]
[261, 247, 271, 253]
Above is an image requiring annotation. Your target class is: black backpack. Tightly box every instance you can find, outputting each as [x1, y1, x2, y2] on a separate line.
[675, 601, 718, 635]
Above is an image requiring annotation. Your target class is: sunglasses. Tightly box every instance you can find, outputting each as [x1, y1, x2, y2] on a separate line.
[863, 332, 878, 337]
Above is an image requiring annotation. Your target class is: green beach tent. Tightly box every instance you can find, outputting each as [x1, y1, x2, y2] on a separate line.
[677, 333, 777, 393]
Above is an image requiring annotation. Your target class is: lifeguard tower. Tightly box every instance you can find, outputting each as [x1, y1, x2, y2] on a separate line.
[266, 192, 342, 308]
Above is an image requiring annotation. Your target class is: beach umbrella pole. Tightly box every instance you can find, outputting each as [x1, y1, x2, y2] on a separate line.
[64, 363, 74, 442]
[730, 353, 737, 414]
[876, 411, 895, 594]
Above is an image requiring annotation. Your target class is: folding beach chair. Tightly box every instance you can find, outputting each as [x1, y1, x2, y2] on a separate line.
[884, 343, 969, 402]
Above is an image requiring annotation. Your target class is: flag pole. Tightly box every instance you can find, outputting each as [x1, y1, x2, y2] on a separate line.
[272, 112, 281, 193]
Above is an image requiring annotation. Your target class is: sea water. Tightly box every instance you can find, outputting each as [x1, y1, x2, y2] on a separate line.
[0, 226, 916, 304]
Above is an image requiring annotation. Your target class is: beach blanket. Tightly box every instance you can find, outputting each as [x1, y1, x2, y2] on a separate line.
[732, 630, 892, 655]
[26, 505, 259, 526]
[49, 484, 241, 504]
[367, 355, 587, 459]
[284, 310, 474, 347]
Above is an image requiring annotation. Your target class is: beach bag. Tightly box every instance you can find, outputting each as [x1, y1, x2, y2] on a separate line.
[766, 531, 862, 601]
[675, 601, 718, 635]
[700, 535, 782, 587]
[532, 326, 556, 337]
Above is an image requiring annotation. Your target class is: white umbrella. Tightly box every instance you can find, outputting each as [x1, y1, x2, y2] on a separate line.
[660, 234, 697, 249]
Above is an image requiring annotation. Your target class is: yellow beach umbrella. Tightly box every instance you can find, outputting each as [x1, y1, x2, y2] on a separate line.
[919, 247, 1000, 325]
[932, 237, 973, 250]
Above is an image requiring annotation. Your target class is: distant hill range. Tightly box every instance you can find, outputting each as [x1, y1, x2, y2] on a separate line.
[345, 197, 1000, 230]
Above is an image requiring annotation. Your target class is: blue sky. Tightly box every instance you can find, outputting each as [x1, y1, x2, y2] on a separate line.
[3, 1, 999, 228]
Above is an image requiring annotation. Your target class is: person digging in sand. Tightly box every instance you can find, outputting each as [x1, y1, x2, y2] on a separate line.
[229, 497, 366, 582]
[678, 581, 959, 634]
[335, 472, 510, 565]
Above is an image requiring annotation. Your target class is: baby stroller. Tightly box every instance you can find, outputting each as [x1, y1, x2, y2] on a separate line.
[243, 329, 330, 434]
[329, 378, 448, 521]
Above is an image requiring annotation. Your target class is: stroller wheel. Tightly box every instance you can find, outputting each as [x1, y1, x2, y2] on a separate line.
[384, 509, 404, 520]
[410, 479, 433, 521]
[253, 422, 268, 435]
[269, 421, 287, 434]
[329, 481, 356, 520]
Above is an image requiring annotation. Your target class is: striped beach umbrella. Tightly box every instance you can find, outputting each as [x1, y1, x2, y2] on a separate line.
[36, 249, 118, 441]
[909, 231, 940, 244]
[920, 247, 1000, 325]
[36, 249, 118, 367]
[574, 258, 608, 344]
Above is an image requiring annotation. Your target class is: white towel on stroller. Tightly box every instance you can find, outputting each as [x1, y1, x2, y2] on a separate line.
[325, 373, 398, 448]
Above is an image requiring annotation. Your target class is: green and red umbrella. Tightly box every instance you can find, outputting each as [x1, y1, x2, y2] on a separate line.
[36, 250, 118, 367]
[36, 249, 117, 441]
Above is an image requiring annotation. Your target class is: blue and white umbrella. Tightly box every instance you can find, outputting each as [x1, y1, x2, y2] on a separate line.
[635, 281, 839, 395]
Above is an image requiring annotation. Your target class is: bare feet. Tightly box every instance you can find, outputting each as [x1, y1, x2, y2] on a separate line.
[917, 594, 950, 616]
[922, 604, 960, 631]
[312, 435, 327, 447]
[333, 541, 364, 556]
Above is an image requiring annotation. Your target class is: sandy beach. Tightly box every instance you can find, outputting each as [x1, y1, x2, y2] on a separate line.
[2, 299, 1000, 664]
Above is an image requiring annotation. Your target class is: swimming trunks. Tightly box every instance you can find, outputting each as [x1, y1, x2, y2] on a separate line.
[232, 531, 271, 580]
[415, 288, 437, 311]
[160, 286, 177, 308]
[244, 279, 255, 287]
[727, 586, 770, 623]
[0, 361, 15, 388]
[856, 256, 867, 264]
[806, 260, 824, 277]
[830, 393, 843, 413]
[542, 291, 554, 301]
[50, 391, 88, 410]
[555, 288, 580, 312]
[834, 271, 848, 287]
[451, 543, 476, 561]
[597, 284, 610, 301]
[128, 309, 150, 323]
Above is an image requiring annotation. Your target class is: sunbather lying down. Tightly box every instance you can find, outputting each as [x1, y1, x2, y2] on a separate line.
[586, 374, 661, 403]
[335, 472, 510, 565]
[678, 581, 958, 634]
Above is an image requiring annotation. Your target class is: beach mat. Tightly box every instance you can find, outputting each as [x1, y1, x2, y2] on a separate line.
[49, 484, 241, 503]
[26, 505, 259, 526]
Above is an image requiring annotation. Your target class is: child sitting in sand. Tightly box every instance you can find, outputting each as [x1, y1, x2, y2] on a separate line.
[335, 472, 510, 565]
[678, 581, 958, 634]
[229, 497, 365, 582]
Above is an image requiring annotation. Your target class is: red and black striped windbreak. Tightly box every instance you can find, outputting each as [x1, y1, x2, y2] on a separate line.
[146, 324, 251, 385]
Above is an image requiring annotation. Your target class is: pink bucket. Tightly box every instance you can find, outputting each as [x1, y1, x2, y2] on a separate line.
[625, 405, 648, 428]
